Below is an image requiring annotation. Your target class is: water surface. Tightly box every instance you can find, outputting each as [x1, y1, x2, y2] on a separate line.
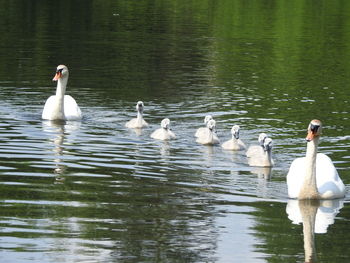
[0, 1, 350, 262]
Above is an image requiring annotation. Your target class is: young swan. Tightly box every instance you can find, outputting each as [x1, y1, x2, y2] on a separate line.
[287, 119, 345, 200]
[150, 118, 176, 141]
[196, 119, 220, 145]
[42, 65, 82, 121]
[247, 137, 274, 167]
[246, 133, 268, 157]
[195, 115, 213, 138]
[221, 125, 246, 151]
[125, 101, 148, 128]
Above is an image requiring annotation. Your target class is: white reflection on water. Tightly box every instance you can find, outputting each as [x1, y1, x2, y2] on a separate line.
[286, 199, 344, 262]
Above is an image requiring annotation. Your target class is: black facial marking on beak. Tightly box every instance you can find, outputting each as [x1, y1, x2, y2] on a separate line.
[310, 123, 320, 133]
[56, 68, 63, 73]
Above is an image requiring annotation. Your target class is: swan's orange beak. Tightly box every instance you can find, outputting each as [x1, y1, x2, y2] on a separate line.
[53, 71, 62, 81]
[306, 130, 315, 142]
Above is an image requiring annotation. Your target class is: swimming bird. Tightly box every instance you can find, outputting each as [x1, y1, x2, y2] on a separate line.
[221, 125, 246, 151]
[125, 101, 148, 128]
[42, 65, 82, 121]
[196, 119, 220, 145]
[287, 120, 345, 200]
[247, 137, 274, 167]
[195, 115, 213, 138]
[246, 133, 268, 157]
[150, 118, 176, 140]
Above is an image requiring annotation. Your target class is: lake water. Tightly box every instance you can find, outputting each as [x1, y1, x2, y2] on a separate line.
[0, 1, 350, 262]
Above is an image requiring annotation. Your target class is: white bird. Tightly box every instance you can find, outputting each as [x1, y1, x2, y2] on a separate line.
[150, 118, 176, 141]
[196, 119, 220, 145]
[246, 133, 267, 157]
[195, 115, 213, 138]
[247, 137, 274, 167]
[125, 101, 148, 128]
[221, 125, 246, 151]
[287, 119, 345, 200]
[42, 65, 82, 121]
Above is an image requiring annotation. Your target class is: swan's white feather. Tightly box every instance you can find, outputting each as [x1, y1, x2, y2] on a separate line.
[287, 153, 345, 199]
[151, 128, 175, 140]
[125, 118, 148, 128]
[222, 139, 246, 150]
[42, 95, 82, 121]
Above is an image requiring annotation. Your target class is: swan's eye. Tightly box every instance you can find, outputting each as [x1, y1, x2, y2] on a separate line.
[310, 124, 320, 133]
[56, 68, 63, 73]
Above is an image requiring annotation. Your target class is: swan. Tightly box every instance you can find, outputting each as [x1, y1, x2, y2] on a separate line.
[125, 101, 148, 128]
[221, 125, 246, 151]
[150, 118, 176, 140]
[247, 137, 274, 167]
[287, 120, 345, 200]
[195, 115, 213, 138]
[246, 133, 267, 157]
[196, 119, 220, 145]
[42, 65, 82, 121]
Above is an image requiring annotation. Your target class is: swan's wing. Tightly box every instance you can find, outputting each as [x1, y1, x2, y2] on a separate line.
[222, 140, 235, 150]
[42, 95, 56, 119]
[287, 157, 306, 198]
[64, 95, 82, 120]
[195, 127, 208, 138]
[222, 140, 241, 150]
[246, 145, 263, 157]
[151, 128, 165, 140]
[238, 139, 246, 149]
[126, 118, 148, 128]
[316, 153, 345, 198]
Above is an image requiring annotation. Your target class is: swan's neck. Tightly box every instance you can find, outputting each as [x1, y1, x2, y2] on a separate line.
[136, 111, 143, 125]
[299, 137, 320, 199]
[207, 129, 214, 142]
[264, 148, 273, 166]
[52, 78, 67, 120]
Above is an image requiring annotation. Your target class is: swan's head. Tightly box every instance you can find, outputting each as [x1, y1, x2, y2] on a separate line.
[136, 101, 144, 113]
[258, 133, 268, 146]
[207, 119, 216, 131]
[161, 118, 170, 130]
[306, 119, 322, 142]
[204, 115, 213, 124]
[53, 65, 69, 81]
[263, 137, 273, 152]
[231, 125, 240, 139]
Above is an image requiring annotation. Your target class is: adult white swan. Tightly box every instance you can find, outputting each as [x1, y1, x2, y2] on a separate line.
[195, 115, 213, 138]
[42, 65, 82, 121]
[221, 125, 246, 151]
[151, 118, 176, 140]
[196, 119, 220, 145]
[125, 101, 148, 128]
[287, 120, 346, 199]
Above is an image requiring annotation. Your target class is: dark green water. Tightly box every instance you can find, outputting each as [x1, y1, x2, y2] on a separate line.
[0, 0, 350, 262]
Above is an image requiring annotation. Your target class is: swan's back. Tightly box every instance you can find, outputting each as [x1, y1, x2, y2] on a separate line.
[222, 139, 245, 150]
[125, 118, 148, 128]
[195, 127, 209, 138]
[151, 128, 175, 140]
[63, 95, 82, 120]
[42, 95, 82, 121]
[287, 153, 345, 199]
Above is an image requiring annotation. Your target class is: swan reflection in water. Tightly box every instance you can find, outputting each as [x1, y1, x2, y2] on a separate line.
[286, 199, 344, 262]
[42, 120, 81, 181]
